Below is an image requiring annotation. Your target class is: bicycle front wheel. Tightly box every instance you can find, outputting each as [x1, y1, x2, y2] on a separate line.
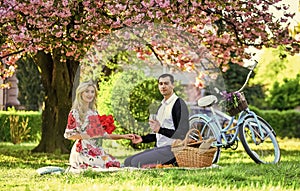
[239, 116, 281, 164]
[189, 115, 221, 163]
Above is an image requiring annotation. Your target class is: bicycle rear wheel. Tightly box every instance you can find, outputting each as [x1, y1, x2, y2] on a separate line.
[239, 116, 280, 164]
[189, 115, 221, 163]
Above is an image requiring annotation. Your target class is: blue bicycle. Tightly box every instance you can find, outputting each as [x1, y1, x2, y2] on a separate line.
[189, 62, 281, 164]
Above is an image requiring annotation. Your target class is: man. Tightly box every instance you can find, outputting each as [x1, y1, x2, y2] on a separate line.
[124, 73, 189, 167]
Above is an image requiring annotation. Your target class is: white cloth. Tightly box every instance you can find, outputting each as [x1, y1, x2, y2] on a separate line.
[156, 93, 178, 147]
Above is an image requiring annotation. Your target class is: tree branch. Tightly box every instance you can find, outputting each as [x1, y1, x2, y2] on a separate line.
[0, 49, 24, 60]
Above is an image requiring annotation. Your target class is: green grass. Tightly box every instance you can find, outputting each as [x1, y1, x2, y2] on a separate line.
[0, 138, 299, 191]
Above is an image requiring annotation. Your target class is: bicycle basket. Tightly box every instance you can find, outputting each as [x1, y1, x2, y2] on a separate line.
[226, 92, 248, 116]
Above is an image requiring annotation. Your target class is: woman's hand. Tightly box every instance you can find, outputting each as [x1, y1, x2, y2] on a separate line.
[67, 133, 84, 140]
[108, 134, 135, 140]
[123, 134, 135, 140]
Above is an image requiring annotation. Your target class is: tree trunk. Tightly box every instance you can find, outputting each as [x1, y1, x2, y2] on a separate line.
[32, 50, 79, 153]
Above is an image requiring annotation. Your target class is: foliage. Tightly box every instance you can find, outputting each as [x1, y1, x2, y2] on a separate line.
[0, 110, 41, 142]
[0, 139, 300, 191]
[129, 78, 163, 122]
[1, 0, 299, 79]
[8, 115, 31, 144]
[98, 71, 161, 149]
[251, 47, 300, 92]
[267, 74, 300, 110]
[16, 55, 45, 111]
[1, 104, 299, 147]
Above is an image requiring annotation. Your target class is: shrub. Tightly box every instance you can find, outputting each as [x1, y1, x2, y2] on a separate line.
[249, 105, 300, 138]
[9, 115, 31, 144]
[98, 71, 159, 149]
[0, 109, 41, 143]
[267, 74, 300, 110]
[0, 104, 298, 146]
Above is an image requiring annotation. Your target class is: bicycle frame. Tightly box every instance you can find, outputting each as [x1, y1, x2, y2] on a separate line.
[192, 105, 270, 148]
[197, 106, 240, 148]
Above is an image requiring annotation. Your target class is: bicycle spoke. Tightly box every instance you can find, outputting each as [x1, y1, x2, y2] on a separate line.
[239, 116, 280, 164]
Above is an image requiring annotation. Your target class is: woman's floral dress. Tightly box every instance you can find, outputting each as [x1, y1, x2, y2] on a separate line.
[64, 109, 120, 170]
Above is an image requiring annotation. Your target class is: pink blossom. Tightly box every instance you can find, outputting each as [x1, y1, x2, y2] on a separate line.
[0, 0, 298, 84]
[55, 31, 63, 37]
[62, 0, 68, 7]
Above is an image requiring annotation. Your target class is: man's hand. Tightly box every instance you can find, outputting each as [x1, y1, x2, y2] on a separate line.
[132, 134, 142, 144]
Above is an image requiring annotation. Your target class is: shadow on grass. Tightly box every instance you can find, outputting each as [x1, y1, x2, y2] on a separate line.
[0, 142, 140, 169]
[0, 142, 299, 168]
[0, 142, 69, 169]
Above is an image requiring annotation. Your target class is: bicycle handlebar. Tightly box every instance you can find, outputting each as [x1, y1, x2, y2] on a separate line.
[236, 60, 258, 93]
[214, 60, 258, 96]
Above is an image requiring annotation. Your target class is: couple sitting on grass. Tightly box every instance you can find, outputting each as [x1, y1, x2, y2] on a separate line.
[64, 74, 189, 171]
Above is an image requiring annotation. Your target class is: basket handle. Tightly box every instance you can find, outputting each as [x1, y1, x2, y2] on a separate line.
[183, 128, 203, 147]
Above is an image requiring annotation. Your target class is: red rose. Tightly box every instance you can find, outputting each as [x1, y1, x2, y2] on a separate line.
[98, 114, 116, 134]
[86, 115, 105, 137]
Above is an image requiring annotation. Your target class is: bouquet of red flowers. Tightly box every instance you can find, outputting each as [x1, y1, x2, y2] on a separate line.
[86, 114, 116, 137]
[98, 114, 116, 134]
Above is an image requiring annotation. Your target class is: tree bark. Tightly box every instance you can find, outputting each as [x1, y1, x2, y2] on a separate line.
[32, 50, 79, 153]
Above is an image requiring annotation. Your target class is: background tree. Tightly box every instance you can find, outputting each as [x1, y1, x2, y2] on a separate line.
[252, 47, 300, 91]
[250, 46, 300, 109]
[16, 55, 44, 111]
[0, 0, 299, 153]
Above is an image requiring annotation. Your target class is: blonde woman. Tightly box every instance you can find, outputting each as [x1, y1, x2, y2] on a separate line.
[64, 80, 134, 171]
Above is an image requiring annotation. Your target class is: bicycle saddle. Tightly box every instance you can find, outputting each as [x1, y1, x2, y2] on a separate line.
[197, 95, 218, 107]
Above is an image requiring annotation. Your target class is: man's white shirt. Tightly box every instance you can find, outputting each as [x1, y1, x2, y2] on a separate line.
[156, 93, 178, 147]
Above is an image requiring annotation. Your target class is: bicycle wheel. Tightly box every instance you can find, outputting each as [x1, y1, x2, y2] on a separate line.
[189, 115, 221, 163]
[239, 116, 280, 164]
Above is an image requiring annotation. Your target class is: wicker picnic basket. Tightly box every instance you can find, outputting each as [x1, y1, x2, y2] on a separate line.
[171, 129, 217, 168]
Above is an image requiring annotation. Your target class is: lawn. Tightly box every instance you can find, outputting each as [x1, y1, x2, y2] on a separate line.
[0, 138, 299, 191]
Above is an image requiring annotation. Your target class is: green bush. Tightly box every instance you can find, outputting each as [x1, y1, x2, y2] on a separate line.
[98, 71, 159, 149]
[0, 109, 41, 143]
[267, 74, 300, 110]
[0, 105, 298, 146]
[249, 106, 300, 138]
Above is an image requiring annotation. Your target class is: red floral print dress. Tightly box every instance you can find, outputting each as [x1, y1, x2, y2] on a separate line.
[64, 109, 120, 170]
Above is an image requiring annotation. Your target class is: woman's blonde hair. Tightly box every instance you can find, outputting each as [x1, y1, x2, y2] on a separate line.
[72, 80, 98, 121]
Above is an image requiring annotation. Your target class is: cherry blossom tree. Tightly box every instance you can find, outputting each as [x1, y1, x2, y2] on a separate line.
[0, 0, 298, 153]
